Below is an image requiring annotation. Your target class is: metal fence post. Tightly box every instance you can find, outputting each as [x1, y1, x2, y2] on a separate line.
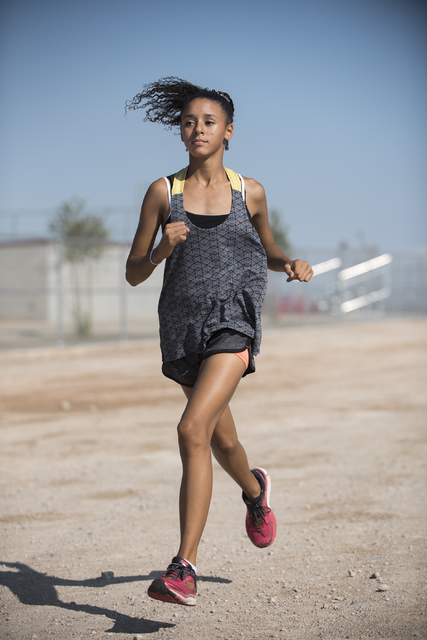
[56, 240, 65, 346]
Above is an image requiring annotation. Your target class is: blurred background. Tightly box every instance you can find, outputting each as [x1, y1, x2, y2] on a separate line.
[1, 0, 426, 348]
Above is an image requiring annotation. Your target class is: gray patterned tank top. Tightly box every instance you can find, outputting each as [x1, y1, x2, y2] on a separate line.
[158, 167, 268, 363]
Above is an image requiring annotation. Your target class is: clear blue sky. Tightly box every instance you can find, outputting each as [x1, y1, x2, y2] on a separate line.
[1, 0, 426, 252]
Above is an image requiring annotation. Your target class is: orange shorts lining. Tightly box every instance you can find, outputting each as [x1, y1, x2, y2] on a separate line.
[234, 347, 249, 369]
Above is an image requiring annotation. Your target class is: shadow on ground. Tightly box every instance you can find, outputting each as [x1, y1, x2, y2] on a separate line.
[0, 561, 231, 634]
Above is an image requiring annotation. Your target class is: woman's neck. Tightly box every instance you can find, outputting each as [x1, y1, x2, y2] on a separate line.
[186, 155, 228, 186]
[183, 156, 232, 215]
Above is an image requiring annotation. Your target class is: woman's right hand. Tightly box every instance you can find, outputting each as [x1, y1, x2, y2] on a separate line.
[154, 221, 190, 262]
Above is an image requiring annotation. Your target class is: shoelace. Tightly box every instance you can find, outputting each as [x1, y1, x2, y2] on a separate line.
[165, 561, 190, 581]
[248, 503, 271, 535]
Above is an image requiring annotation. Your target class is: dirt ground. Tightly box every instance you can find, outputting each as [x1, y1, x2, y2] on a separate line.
[0, 317, 426, 640]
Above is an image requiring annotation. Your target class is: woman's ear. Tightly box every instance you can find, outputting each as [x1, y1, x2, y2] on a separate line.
[225, 123, 234, 142]
[224, 123, 233, 150]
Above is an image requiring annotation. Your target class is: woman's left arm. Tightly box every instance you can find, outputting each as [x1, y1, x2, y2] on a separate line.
[245, 178, 313, 283]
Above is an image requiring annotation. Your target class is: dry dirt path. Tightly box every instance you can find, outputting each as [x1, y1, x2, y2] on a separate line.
[1, 318, 426, 640]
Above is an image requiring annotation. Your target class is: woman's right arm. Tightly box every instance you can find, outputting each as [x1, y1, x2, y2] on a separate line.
[126, 178, 189, 286]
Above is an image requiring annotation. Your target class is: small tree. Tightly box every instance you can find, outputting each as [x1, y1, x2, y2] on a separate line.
[269, 209, 292, 255]
[50, 198, 109, 337]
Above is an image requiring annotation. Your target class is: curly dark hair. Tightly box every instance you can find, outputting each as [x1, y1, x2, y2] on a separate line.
[125, 76, 234, 132]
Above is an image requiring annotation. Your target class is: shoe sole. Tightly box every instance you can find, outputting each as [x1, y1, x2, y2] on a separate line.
[148, 580, 196, 606]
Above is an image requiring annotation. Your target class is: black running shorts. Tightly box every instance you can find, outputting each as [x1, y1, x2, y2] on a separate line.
[161, 328, 255, 387]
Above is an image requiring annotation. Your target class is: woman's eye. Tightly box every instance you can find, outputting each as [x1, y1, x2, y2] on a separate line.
[206, 120, 214, 125]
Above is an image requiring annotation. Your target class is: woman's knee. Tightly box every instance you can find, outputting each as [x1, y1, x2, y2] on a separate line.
[211, 433, 238, 458]
[177, 417, 210, 454]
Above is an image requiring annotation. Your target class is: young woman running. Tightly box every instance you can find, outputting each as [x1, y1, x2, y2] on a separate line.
[125, 77, 313, 607]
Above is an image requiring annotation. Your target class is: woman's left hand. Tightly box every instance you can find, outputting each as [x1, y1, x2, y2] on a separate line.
[284, 260, 314, 282]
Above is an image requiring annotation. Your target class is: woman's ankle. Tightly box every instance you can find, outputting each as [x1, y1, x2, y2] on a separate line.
[242, 471, 261, 500]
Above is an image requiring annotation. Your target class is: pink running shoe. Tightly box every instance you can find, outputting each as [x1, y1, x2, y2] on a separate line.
[243, 467, 277, 548]
[147, 556, 197, 606]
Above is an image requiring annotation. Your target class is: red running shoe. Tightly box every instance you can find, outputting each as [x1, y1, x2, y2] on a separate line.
[243, 467, 277, 548]
[147, 556, 197, 606]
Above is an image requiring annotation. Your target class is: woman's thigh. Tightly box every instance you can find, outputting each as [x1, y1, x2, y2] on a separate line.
[182, 384, 238, 451]
[179, 352, 246, 438]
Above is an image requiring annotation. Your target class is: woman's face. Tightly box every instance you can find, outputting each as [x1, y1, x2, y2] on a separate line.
[180, 98, 233, 157]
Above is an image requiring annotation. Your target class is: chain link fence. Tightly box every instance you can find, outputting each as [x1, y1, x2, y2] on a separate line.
[0, 207, 426, 349]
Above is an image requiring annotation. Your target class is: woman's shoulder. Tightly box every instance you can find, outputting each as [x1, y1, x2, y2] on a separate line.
[151, 167, 188, 190]
[149, 176, 170, 190]
[148, 171, 181, 197]
[143, 177, 171, 213]
[145, 177, 165, 190]
[240, 175, 266, 201]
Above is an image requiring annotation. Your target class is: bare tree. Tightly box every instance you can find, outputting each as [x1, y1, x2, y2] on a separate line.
[50, 198, 109, 337]
[269, 209, 292, 255]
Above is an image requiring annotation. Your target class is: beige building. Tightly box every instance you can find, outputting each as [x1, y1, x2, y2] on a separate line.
[0, 240, 163, 343]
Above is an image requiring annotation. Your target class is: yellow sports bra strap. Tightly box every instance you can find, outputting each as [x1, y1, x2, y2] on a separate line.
[171, 166, 242, 195]
[171, 167, 188, 195]
[224, 167, 242, 192]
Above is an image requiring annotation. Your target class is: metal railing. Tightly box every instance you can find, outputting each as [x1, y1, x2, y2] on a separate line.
[0, 221, 426, 349]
